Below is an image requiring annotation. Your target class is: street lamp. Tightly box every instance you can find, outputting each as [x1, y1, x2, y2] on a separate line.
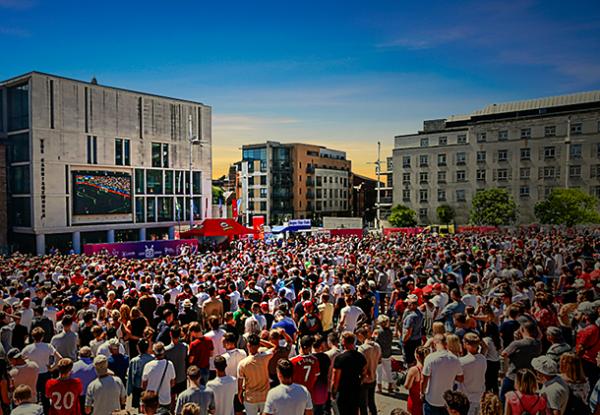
[188, 114, 208, 229]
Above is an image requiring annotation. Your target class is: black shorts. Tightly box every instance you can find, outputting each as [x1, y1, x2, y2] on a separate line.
[171, 381, 187, 395]
[233, 394, 244, 412]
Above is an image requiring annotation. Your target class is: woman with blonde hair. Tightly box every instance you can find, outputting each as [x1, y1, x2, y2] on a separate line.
[480, 392, 502, 415]
[446, 333, 463, 357]
[559, 352, 589, 400]
[424, 322, 446, 350]
[504, 369, 547, 415]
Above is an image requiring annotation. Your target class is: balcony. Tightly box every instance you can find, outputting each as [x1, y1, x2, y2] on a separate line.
[306, 165, 315, 173]
[306, 177, 315, 186]
[306, 191, 315, 199]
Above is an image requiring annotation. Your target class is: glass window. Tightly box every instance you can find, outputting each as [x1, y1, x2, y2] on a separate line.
[545, 126, 556, 137]
[520, 167, 530, 179]
[402, 156, 411, 168]
[477, 132, 486, 142]
[570, 123, 582, 135]
[115, 138, 123, 165]
[420, 138, 429, 147]
[419, 155, 428, 166]
[438, 136, 447, 146]
[438, 171, 446, 183]
[192, 197, 201, 219]
[419, 208, 428, 218]
[497, 169, 509, 181]
[135, 169, 145, 194]
[8, 132, 29, 162]
[403, 173, 410, 183]
[152, 143, 162, 167]
[419, 172, 428, 183]
[456, 189, 466, 202]
[175, 171, 185, 194]
[457, 134, 467, 144]
[7, 83, 29, 131]
[316, 176, 322, 186]
[419, 189, 428, 202]
[164, 170, 174, 194]
[437, 154, 447, 166]
[476, 151, 486, 162]
[162, 144, 169, 167]
[437, 189, 446, 201]
[158, 197, 173, 221]
[456, 152, 466, 165]
[477, 169, 486, 181]
[544, 146, 556, 159]
[570, 144, 582, 159]
[520, 128, 531, 139]
[402, 189, 410, 202]
[520, 186, 530, 197]
[520, 148, 531, 160]
[10, 165, 30, 194]
[456, 170, 466, 182]
[175, 197, 185, 221]
[498, 150, 508, 161]
[10, 197, 31, 227]
[124, 139, 130, 166]
[193, 172, 201, 194]
[135, 197, 145, 222]
[569, 165, 581, 178]
[146, 170, 163, 194]
[498, 130, 508, 141]
[146, 198, 156, 221]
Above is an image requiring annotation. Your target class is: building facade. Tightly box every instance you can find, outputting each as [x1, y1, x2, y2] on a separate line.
[0, 72, 212, 254]
[392, 91, 600, 224]
[238, 141, 351, 225]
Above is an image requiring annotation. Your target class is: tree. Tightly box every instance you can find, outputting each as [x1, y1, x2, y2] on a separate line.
[469, 188, 517, 226]
[436, 204, 455, 225]
[387, 204, 417, 227]
[534, 188, 600, 227]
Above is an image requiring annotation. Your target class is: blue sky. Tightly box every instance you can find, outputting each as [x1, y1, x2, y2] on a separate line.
[2, 0, 600, 177]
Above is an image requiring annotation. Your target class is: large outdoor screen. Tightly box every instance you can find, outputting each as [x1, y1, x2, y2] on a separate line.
[73, 171, 132, 215]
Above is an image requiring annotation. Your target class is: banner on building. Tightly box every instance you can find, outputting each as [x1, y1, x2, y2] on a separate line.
[232, 198, 238, 218]
[83, 239, 198, 259]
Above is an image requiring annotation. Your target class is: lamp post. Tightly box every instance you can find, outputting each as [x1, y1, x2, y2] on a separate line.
[565, 116, 571, 189]
[188, 114, 208, 229]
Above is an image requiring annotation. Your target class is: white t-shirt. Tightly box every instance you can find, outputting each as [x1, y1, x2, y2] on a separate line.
[459, 353, 487, 403]
[461, 294, 478, 308]
[142, 359, 176, 405]
[423, 350, 463, 407]
[207, 375, 237, 415]
[206, 329, 226, 370]
[22, 342, 56, 374]
[339, 305, 364, 332]
[222, 348, 247, 378]
[263, 383, 313, 415]
[431, 293, 449, 312]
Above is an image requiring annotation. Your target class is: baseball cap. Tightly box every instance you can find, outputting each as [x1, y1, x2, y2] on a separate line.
[531, 355, 558, 376]
[433, 283, 442, 291]
[303, 300, 314, 310]
[93, 355, 108, 375]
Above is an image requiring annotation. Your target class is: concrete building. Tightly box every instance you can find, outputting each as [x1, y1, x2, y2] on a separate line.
[392, 91, 600, 224]
[352, 173, 383, 226]
[237, 141, 351, 225]
[0, 72, 212, 254]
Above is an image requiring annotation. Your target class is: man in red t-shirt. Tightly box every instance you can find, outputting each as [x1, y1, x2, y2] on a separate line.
[290, 335, 320, 397]
[187, 322, 214, 384]
[576, 308, 600, 387]
[46, 358, 83, 415]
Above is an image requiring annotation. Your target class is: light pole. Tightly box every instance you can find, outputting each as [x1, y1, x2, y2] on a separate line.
[188, 114, 208, 229]
[376, 141, 382, 228]
[565, 116, 571, 189]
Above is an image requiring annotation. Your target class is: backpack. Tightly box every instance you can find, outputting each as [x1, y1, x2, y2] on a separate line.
[564, 387, 591, 415]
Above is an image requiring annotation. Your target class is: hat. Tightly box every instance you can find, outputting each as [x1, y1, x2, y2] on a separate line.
[531, 356, 558, 376]
[260, 302, 269, 311]
[433, 283, 442, 291]
[577, 301, 594, 314]
[407, 294, 419, 303]
[93, 355, 109, 375]
[7, 348, 22, 360]
[182, 299, 192, 308]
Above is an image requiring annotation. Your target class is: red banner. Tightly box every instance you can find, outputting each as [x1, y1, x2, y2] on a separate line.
[231, 198, 238, 219]
[252, 216, 265, 240]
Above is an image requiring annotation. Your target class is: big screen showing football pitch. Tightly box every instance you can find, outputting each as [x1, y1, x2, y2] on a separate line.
[73, 171, 132, 215]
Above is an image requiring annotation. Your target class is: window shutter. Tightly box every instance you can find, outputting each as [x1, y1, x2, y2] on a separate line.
[508, 169, 513, 180]
[556, 146, 561, 157]
[556, 167, 560, 179]
[493, 169, 497, 181]
[538, 149, 543, 161]
[538, 167, 543, 179]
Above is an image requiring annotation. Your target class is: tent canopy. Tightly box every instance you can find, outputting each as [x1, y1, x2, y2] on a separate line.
[180, 219, 257, 238]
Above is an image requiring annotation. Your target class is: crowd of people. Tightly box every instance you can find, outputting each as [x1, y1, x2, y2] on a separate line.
[0, 228, 600, 415]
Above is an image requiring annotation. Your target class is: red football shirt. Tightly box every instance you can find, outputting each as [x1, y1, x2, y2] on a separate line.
[46, 378, 83, 415]
[291, 354, 320, 395]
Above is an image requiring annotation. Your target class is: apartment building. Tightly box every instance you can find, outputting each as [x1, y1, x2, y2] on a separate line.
[238, 141, 351, 225]
[392, 91, 600, 224]
[0, 72, 212, 254]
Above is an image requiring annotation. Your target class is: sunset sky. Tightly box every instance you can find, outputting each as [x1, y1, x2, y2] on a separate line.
[2, 0, 600, 178]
